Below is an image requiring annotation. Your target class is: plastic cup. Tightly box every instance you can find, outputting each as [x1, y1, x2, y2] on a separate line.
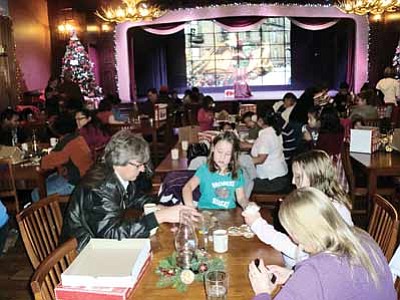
[50, 138, 58, 147]
[171, 148, 179, 160]
[181, 140, 189, 151]
[213, 229, 228, 253]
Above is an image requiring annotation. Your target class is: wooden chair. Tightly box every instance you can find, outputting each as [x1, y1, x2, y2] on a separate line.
[16, 194, 66, 269]
[368, 194, 399, 261]
[395, 277, 400, 300]
[31, 238, 78, 300]
[364, 118, 381, 127]
[341, 143, 395, 218]
[0, 158, 20, 213]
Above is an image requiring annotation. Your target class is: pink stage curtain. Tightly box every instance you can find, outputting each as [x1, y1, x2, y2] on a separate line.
[142, 17, 267, 35]
[289, 17, 339, 31]
[142, 22, 186, 35]
[214, 16, 265, 32]
[346, 24, 355, 91]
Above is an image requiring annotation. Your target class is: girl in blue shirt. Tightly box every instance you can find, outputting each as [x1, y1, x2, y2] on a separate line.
[183, 131, 249, 209]
[0, 200, 9, 254]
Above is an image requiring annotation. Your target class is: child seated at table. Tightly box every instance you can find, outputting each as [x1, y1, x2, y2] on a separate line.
[182, 131, 249, 209]
[302, 106, 320, 147]
[248, 187, 395, 300]
[243, 150, 353, 267]
[219, 122, 235, 132]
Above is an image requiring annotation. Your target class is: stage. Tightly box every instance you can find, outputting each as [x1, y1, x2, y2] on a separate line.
[204, 90, 304, 102]
[136, 90, 304, 103]
[115, 5, 368, 102]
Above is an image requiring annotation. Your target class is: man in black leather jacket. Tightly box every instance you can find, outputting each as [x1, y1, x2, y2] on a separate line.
[61, 130, 197, 251]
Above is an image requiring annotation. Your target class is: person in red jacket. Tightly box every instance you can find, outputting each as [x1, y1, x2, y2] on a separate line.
[31, 115, 93, 202]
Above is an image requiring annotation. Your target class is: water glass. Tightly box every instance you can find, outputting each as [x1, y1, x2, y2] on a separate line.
[205, 270, 228, 300]
[197, 213, 212, 251]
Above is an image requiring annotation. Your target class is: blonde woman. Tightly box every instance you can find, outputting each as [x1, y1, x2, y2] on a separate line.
[243, 150, 353, 267]
[249, 188, 395, 300]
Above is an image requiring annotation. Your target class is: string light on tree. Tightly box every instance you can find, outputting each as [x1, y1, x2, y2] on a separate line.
[61, 32, 102, 97]
[393, 39, 400, 79]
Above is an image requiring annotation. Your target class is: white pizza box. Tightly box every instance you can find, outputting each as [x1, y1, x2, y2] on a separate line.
[61, 239, 151, 288]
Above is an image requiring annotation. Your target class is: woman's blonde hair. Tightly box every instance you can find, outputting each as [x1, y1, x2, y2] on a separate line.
[292, 150, 352, 210]
[279, 187, 383, 286]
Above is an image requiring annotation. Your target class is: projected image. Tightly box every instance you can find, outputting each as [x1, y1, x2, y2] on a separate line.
[185, 18, 291, 87]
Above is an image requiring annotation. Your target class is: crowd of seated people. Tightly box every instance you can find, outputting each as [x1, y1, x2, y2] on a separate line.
[1, 70, 399, 299]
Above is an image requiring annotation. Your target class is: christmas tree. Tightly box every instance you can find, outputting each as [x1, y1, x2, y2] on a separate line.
[393, 39, 400, 79]
[61, 32, 102, 97]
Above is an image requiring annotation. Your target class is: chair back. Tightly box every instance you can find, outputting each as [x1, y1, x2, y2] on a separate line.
[368, 194, 399, 260]
[31, 238, 78, 300]
[0, 158, 19, 212]
[159, 170, 198, 206]
[364, 118, 380, 128]
[395, 277, 400, 300]
[341, 142, 355, 195]
[16, 194, 66, 269]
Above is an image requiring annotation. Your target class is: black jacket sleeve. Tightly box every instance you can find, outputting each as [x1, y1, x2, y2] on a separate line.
[62, 185, 159, 252]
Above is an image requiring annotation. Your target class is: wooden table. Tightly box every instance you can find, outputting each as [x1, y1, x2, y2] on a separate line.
[132, 208, 283, 299]
[350, 150, 400, 202]
[155, 142, 252, 176]
[155, 146, 188, 175]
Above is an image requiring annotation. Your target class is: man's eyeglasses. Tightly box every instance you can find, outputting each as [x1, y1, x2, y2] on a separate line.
[128, 161, 147, 169]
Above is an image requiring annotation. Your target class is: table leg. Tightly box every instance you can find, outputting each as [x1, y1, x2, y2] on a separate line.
[152, 128, 158, 165]
[36, 170, 47, 199]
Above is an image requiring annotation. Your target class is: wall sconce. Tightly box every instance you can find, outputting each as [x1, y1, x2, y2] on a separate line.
[56, 8, 83, 39]
[86, 24, 100, 33]
[101, 23, 112, 32]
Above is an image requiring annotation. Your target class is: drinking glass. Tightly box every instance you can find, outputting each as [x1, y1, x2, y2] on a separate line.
[205, 270, 228, 300]
[174, 210, 198, 269]
[197, 212, 212, 251]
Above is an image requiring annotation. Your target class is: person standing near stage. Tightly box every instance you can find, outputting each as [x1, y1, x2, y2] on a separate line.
[376, 66, 400, 106]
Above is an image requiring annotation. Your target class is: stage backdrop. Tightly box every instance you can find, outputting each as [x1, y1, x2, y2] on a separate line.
[116, 5, 368, 102]
[129, 18, 355, 97]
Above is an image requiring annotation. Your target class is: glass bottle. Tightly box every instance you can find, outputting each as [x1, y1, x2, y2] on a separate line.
[32, 130, 38, 156]
[174, 210, 198, 269]
[132, 101, 140, 124]
[11, 128, 18, 146]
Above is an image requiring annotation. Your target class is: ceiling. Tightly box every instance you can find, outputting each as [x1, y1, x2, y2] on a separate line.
[60, 0, 333, 11]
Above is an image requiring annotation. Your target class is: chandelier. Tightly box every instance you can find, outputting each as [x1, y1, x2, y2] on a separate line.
[95, 0, 164, 23]
[336, 0, 400, 15]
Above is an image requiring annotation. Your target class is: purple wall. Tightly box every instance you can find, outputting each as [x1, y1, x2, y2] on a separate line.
[9, 0, 51, 92]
